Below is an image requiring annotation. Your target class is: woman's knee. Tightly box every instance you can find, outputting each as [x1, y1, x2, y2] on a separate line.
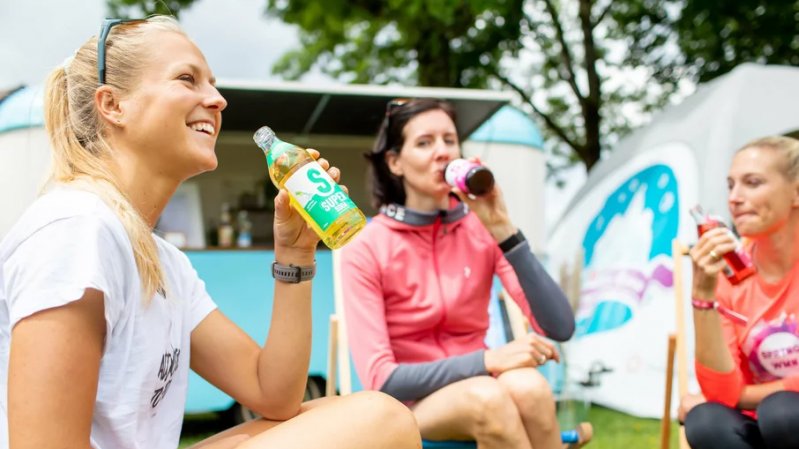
[757, 391, 799, 449]
[684, 402, 722, 447]
[499, 368, 555, 404]
[462, 377, 519, 437]
[347, 391, 418, 431]
[684, 402, 758, 449]
[756, 390, 799, 418]
[497, 368, 557, 424]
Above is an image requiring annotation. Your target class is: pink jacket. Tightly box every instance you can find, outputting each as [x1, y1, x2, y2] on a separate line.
[340, 207, 539, 391]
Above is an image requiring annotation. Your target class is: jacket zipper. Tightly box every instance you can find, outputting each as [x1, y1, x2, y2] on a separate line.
[432, 216, 447, 354]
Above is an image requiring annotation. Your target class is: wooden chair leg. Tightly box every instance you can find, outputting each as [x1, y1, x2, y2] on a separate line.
[326, 315, 339, 397]
[661, 334, 677, 449]
[672, 240, 692, 449]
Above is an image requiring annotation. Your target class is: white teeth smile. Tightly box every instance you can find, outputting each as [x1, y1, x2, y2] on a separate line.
[189, 122, 215, 135]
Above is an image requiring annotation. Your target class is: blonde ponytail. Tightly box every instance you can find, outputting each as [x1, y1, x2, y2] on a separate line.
[42, 16, 185, 302]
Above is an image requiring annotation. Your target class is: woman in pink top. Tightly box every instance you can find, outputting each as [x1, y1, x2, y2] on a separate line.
[685, 136, 799, 449]
[341, 98, 590, 449]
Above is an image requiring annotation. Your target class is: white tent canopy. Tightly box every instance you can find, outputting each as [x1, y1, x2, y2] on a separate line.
[549, 64, 799, 417]
[562, 64, 799, 226]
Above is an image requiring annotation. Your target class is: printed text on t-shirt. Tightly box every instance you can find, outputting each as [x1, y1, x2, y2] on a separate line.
[151, 347, 181, 408]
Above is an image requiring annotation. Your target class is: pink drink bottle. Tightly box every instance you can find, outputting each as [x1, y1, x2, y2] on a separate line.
[689, 204, 756, 285]
[444, 159, 495, 196]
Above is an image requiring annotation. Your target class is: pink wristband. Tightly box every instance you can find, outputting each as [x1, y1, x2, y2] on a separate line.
[692, 298, 749, 326]
[691, 299, 715, 310]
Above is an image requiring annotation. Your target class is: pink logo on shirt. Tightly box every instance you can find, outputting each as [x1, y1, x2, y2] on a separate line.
[744, 315, 799, 382]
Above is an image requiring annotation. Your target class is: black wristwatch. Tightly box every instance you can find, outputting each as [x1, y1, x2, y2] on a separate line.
[272, 261, 316, 283]
[499, 230, 526, 253]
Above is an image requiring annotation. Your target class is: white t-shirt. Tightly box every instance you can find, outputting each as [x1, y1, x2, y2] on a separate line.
[0, 187, 217, 449]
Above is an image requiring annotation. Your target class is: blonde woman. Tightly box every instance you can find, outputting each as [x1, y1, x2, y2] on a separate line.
[685, 136, 799, 449]
[0, 16, 420, 449]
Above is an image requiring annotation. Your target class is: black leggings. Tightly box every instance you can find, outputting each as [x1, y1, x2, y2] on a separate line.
[684, 391, 799, 449]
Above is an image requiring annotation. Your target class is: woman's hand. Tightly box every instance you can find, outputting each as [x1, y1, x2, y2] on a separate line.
[689, 227, 738, 300]
[272, 149, 344, 261]
[484, 333, 560, 375]
[450, 157, 516, 242]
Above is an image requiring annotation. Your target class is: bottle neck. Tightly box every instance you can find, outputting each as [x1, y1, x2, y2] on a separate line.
[689, 207, 706, 224]
[270, 136, 285, 150]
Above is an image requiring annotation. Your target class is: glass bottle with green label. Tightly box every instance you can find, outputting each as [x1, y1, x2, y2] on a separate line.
[253, 126, 366, 249]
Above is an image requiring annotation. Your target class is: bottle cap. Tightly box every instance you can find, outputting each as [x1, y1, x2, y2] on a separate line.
[466, 166, 494, 196]
[689, 204, 706, 223]
[253, 126, 276, 150]
[444, 159, 494, 196]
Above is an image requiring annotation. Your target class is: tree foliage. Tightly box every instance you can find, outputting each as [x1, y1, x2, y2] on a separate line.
[613, 0, 799, 85]
[107, 0, 799, 172]
[264, 0, 527, 88]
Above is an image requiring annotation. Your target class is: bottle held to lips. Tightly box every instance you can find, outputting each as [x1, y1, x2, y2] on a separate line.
[253, 126, 366, 249]
[444, 158, 495, 196]
[689, 204, 756, 285]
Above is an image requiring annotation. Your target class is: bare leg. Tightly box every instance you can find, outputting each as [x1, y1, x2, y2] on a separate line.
[189, 391, 421, 449]
[411, 375, 532, 449]
[497, 368, 563, 449]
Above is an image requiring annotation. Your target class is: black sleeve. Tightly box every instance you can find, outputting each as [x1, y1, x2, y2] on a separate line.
[504, 238, 576, 341]
[379, 350, 487, 402]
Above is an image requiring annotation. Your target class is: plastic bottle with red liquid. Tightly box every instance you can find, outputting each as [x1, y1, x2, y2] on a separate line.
[689, 204, 756, 285]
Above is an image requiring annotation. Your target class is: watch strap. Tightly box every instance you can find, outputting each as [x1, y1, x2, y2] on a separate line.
[499, 230, 526, 253]
[272, 261, 316, 283]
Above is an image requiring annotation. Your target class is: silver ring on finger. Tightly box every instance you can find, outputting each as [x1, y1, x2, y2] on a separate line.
[538, 355, 547, 364]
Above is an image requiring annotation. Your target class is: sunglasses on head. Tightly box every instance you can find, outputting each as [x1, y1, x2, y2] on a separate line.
[97, 18, 146, 86]
[385, 98, 412, 118]
[381, 98, 413, 137]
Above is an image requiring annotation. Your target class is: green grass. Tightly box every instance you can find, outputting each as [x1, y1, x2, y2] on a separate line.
[585, 405, 679, 449]
[179, 405, 680, 448]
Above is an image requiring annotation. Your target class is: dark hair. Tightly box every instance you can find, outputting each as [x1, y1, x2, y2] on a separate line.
[365, 98, 457, 208]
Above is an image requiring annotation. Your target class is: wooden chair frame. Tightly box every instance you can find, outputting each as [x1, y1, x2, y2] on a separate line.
[661, 240, 692, 449]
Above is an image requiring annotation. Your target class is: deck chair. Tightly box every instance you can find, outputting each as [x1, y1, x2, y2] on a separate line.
[661, 240, 692, 449]
[327, 250, 585, 448]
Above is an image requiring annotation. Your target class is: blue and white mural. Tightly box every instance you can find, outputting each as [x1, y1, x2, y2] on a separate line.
[546, 65, 799, 418]
[548, 142, 698, 417]
[577, 165, 679, 336]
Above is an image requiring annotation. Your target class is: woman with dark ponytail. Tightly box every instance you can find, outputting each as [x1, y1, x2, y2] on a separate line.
[341, 98, 590, 449]
[0, 16, 420, 449]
